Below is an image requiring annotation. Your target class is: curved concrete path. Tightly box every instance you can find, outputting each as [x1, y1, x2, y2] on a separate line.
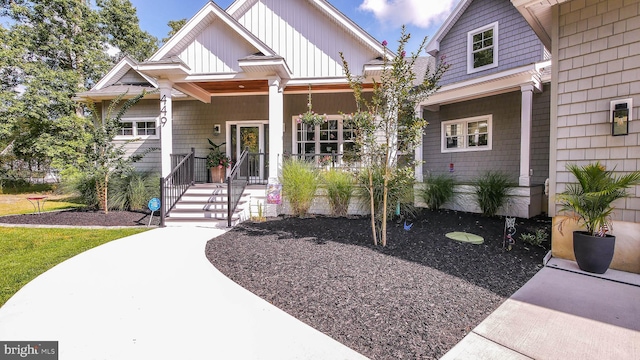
[0, 227, 367, 360]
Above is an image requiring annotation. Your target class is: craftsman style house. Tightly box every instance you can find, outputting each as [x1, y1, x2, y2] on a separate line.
[77, 0, 388, 183]
[416, 0, 552, 218]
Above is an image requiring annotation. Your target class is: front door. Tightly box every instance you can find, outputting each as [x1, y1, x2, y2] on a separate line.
[229, 122, 267, 181]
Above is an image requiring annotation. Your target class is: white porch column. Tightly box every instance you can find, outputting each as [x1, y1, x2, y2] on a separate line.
[414, 105, 424, 183]
[519, 84, 534, 187]
[158, 79, 174, 177]
[268, 76, 284, 181]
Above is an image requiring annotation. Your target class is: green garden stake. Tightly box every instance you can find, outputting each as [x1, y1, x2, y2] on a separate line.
[395, 202, 400, 216]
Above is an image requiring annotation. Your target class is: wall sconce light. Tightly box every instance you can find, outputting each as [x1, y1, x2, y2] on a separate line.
[213, 124, 221, 135]
[610, 98, 632, 136]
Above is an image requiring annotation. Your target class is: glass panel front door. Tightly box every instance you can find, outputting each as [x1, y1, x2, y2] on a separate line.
[237, 124, 263, 180]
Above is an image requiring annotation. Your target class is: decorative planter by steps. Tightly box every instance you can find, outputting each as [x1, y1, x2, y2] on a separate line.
[209, 167, 226, 183]
[573, 231, 615, 274]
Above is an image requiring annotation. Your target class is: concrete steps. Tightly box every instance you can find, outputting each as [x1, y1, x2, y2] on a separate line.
[164, 183, 265, 227]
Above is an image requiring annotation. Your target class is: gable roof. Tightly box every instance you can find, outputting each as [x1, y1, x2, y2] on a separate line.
[425, 0, 474, 56]
[93, 56, 156, 91]
[227, 0, 389, 56]
[150, 1, 275, 62]
[512, 0, 569, 50]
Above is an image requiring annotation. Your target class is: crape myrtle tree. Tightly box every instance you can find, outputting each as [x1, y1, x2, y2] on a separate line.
[83, 91, 155, 213]
[0, 0, 158, 178]
[340, 26, 448, 247]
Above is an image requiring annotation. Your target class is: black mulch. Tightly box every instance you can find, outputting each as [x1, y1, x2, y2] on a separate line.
[205, 209, 551, 360]
[0, 209, 160, 227]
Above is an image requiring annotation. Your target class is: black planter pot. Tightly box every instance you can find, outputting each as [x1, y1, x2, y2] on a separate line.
[573, 231, 615, 274]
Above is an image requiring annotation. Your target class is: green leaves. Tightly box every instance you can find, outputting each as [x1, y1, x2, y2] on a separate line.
[558, 162, 640, 236]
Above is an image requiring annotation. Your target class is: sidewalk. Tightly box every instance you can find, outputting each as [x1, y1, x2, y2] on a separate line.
[0, 227, 367, 360]
[442, 258, 640, 359]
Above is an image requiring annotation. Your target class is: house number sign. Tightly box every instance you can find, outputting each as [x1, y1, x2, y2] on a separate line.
[160, 94, 168, 126]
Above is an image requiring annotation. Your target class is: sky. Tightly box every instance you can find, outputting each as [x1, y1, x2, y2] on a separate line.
[129, 0, 460, 55]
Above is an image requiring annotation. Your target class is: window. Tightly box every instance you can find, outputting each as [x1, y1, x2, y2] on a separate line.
[115, 118, 158, 139]
[441, 115, 492, 152]
[293, 115, 355, 163]
[467, 22, 498, 74]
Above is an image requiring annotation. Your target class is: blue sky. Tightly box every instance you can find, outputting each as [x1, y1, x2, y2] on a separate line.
[130, 0, 460, 55]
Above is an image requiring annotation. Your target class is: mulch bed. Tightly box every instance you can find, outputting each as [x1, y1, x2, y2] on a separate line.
[205, 209, 551, 359]
[0, 209, 160, 227]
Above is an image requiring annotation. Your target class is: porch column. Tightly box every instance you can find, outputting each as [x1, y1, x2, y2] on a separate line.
[414, 105, 424, 183]
[268, 76, 284, 181]
[158, 79, 173, 177]
[519, 84, 534, 187]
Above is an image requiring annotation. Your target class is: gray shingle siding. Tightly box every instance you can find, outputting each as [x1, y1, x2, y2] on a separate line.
[437, 0, 544, 86]
[422, 86, 550, 185]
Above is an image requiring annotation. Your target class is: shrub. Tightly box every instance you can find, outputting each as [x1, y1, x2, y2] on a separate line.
[356, 165, 416, 220]
[110, 170, 159, 211]
[421, 173, 455, 209]
[519, 229, 549, 248]
[280, 158, 319, 217]
[62, 172, 100, 209]
[322, 169, 354, 216]
[473, 171, 514, 217]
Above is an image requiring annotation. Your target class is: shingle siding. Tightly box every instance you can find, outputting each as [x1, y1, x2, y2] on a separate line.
[437, 0, 544, 86]
[422, 91, 523, 183]
[555, 0, 640, 221]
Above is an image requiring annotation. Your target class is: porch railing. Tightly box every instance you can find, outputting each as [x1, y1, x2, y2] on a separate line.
[226, 149, 248, 227]
[288, 152, 361, 171]
[226, 149, 269, 227]
[160, 148, 195, 227]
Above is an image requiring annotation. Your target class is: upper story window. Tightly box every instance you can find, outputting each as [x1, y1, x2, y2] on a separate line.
[115, 117, 158, 139]
[441, 115, 492, 153]
[467, 22, 499, 74]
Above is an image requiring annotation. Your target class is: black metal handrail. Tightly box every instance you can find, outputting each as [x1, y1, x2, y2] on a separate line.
[227, 148, 249, 227]
[160, 147, 195, 227]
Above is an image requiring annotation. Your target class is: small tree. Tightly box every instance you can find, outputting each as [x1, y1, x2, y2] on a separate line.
[82, 91, 155, 212]
[341, 26, 448, 246]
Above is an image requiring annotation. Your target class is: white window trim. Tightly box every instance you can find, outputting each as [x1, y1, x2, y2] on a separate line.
[291, 114, 354, 155]
[467, 21, 499, 74]
[114, 117, 159, 140]
[441, 115, 493, 153]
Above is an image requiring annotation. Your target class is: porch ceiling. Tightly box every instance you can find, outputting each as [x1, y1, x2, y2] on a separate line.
[184, 81, 373, 97]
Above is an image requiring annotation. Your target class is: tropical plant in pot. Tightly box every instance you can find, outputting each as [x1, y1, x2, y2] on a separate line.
[206, 139, 231, 183]
[557, 162, 640, 274]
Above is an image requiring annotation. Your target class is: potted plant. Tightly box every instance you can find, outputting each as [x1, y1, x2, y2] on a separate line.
[557, 162, 640, 273]
[206, 139, 231, 183]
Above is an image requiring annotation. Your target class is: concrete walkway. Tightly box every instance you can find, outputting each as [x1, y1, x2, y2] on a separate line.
[442, 258, 640, 359]
[0, 227, 367, 360]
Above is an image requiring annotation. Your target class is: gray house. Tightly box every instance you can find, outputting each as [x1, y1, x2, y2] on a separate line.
[416, 0, 552, 218]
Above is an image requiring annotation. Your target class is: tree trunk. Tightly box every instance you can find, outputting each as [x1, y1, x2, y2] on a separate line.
[369, 168, 377, 246]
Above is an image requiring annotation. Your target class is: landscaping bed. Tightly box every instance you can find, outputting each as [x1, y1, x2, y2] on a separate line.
[206, 209, 550, 359]
[0, 209, 159, 227]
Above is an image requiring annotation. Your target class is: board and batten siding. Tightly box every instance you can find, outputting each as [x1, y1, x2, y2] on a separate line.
[554, 0, 640, 222]
[437, 0, 545, 86]
[234, 0, 377, 78]
[422, 88, 550, 185]
[178, 21, 258, 74]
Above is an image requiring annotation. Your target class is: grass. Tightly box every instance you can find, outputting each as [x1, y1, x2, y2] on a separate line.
[0, 227, 148, 307]
[0, 194, 84, 216]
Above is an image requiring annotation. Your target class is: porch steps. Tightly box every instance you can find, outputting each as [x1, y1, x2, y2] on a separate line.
[164, 183, 249, 227]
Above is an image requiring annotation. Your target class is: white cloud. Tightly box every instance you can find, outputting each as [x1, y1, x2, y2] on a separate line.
[359, 0, 458, 29]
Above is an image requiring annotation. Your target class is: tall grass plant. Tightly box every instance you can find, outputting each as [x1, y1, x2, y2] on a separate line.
[322, 169, 354, 216]
[421, 173, 455, 210]
[280, 158, 319, 217]
[473, 171, 514, 217]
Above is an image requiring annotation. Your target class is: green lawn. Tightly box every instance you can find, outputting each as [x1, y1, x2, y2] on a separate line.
[0, 227, 148, 307]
